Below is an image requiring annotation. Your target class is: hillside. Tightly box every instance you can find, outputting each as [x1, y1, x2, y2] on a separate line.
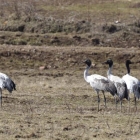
[0, 0, 140, 47]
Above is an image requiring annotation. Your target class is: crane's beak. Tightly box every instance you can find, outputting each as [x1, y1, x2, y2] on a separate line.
[83, 60, 86, 64]
[92, 63, 96, 67]
[102, 61, 108, 64]
[130, 62, 134, 64]
[134, 61, 139, 64]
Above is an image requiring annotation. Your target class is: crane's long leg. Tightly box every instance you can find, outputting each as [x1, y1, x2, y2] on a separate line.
[128, 91, 130, 112]
[102, 91, 107, 109]
[134, 95, 137, 111]
[0, 88, 2, 107]
[96, 91, 100, 112]
[114, 95, 117, 109]
[120, 100, 122, 112]
[114, 95, 117, 110]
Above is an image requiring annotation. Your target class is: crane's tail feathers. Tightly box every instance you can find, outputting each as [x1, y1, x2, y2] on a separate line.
[133, 84, 140, 99]
[100, 79, 117, 96]
[12, 80, 16, 91]
[5, 79, 16, 93]
[106, 82, 117, 96]
[115, 82, 129, 100]
[124, 86, 129, 100]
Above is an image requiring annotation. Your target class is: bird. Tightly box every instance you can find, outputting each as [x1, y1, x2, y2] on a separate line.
[104, 59, 129, 111]
[0, 72, 16, 107]
[83, 59, 117, 111]
[122, 60, 140, 110]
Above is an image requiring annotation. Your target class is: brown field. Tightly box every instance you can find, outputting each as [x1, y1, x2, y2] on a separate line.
[0, 45, 140, 140]
[0, 0, 140, 47]
[0, 0, 140, 139]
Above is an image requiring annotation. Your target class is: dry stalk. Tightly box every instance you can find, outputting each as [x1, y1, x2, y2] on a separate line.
[63, 93, 71, 114]
[106, 118, 110, 129]
[49, 119, 54, 140]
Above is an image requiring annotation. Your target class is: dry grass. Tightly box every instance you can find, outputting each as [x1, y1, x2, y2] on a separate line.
[0, 45, 140, 139]
[0, 0, 140, 47]
[0, 0, 140, 139]
[0, 0, 140, 21]
[1, 74, 140, 140]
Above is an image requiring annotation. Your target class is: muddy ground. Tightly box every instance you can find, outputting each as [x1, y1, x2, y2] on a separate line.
[0, 45, 140, 140]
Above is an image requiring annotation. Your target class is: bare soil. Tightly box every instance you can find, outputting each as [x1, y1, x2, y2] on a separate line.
[0, 45, 140, 140]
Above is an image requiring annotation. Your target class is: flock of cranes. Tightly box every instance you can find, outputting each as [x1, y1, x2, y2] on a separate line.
[84, 59, 140, 111]
[0, 57, 140, 112]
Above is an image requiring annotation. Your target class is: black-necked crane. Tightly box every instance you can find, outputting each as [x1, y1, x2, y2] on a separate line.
[83, 59, 117, 111]
[0, 72, 16, 107]
[104, 59, 129, 111]
[122, 60, 140, 110]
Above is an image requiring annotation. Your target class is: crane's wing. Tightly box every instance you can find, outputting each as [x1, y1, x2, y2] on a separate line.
[115, 82, 129, 100]
[101, 79, 117, 96]
[0, 74, 16, 93]
[133, 84, 140, 99]
[5, 78, 16, 93]
[91, 78, 117, 96]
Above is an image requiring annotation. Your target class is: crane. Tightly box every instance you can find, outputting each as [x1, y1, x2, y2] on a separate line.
[122, 60, 140, 110]
[104, 59, 129, 111]
[83, 59, 117, 111]
[0, 72, 16, 107]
